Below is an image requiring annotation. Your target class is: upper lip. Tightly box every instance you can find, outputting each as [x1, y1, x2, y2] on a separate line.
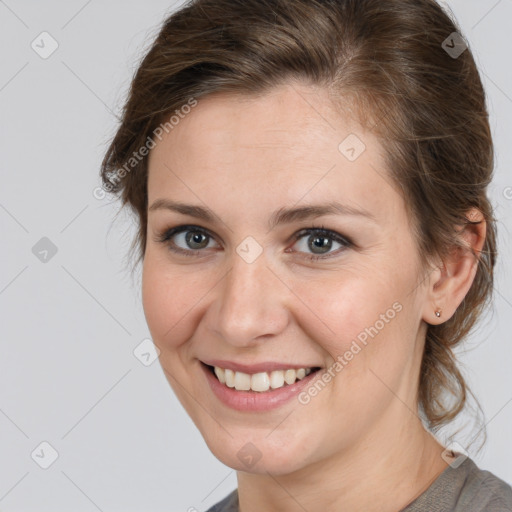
[202, 359, 322, 374]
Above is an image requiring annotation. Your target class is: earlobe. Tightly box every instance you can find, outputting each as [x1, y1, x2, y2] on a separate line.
[423, 208, 486, 325]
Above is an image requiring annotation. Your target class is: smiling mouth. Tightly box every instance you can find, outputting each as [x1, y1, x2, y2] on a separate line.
[205, 364, 322, 392]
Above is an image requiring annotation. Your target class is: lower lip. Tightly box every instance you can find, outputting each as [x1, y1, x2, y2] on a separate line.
[201, 362, 321, 412]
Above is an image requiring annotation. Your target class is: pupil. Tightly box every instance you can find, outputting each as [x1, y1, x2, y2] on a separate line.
[309, 235, 332, 254]
[186, 231, 208, 249]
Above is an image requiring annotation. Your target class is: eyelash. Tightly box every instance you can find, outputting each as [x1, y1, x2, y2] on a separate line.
[155, 224, 353, 261]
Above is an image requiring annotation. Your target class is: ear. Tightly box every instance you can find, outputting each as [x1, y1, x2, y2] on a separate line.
[422, 208, 487, 325]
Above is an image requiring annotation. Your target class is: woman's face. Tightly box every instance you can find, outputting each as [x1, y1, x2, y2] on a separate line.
[143, 82, 433, 475]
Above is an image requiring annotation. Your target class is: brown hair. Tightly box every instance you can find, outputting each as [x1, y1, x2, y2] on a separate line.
[101, 0, 496, 438]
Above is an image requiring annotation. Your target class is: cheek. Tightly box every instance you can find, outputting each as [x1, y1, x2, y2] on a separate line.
[290, 263, 412, 365]
[141, 254, 205, 351]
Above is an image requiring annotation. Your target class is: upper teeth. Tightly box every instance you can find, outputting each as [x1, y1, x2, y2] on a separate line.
[213, 366, 313, 392]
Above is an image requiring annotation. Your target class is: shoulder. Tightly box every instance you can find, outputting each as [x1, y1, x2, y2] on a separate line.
[205, 489, 238, 512]
[402, 456, 512, 512]
[457, 458, 512, 511]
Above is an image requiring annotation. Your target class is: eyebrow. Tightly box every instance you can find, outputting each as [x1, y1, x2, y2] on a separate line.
[148, 199, 377, 229]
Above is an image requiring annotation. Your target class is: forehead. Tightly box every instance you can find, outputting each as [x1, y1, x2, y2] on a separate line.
[147, 83, 401, 222]
[152, 83, 362, 161]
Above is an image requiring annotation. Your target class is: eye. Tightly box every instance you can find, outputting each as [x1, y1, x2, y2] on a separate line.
[155, 224, 352, 261]
[156, 225, 220, 256]
[288, 227, 352, 260]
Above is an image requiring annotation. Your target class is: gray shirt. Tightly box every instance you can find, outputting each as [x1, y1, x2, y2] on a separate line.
[206, 457, 512, 511]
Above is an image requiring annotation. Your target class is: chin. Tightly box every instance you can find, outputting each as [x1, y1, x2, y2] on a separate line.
[203, 430, 312, 475]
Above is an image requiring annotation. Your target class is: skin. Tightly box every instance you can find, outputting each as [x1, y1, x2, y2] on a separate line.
[142, 81, 486, 512]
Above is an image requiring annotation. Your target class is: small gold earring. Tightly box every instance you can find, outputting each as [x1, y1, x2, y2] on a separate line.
[435, 309, 442, 318]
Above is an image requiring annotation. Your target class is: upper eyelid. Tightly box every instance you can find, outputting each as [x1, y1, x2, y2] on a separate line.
[165, 225, 222, 244]
[294, 226, 349, 241]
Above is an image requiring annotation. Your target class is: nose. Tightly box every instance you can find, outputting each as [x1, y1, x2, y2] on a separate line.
[208, 250, 290, 347]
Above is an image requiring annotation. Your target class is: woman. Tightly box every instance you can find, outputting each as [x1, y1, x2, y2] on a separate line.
[101, 0, 512, 510]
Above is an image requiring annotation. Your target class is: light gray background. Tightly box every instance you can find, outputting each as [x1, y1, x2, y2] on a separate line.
[0, 1, 511, 511]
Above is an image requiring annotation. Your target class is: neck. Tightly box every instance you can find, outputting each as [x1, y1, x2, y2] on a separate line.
[236, 412, 449, 512]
